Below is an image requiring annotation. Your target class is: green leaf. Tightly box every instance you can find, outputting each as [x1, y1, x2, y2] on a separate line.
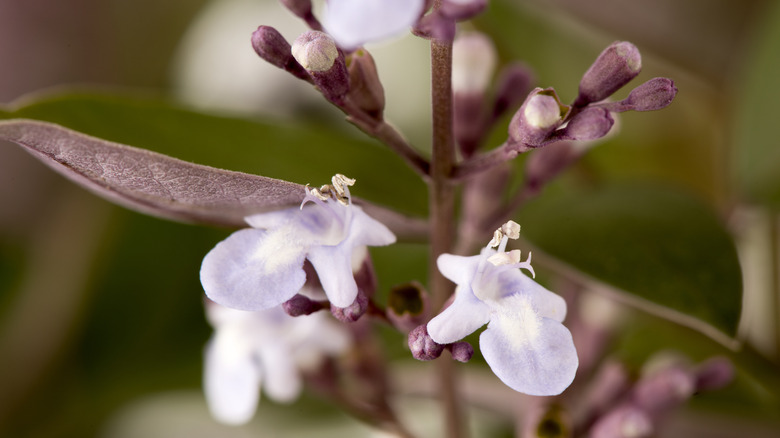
[519, 183, 743, 339]
[0, 90, 428, 217]
[734, 3, 780, 207]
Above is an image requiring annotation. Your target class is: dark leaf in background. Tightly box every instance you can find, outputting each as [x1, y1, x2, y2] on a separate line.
[520, 183, 743, 341]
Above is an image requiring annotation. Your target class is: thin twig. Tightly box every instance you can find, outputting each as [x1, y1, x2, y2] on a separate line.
[343, 99, 431, 179]
[429, 24, 466, 438]
[451, 142, 531, 181]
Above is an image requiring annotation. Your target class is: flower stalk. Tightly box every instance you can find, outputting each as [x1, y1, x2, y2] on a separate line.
[429, 16, 464, 437]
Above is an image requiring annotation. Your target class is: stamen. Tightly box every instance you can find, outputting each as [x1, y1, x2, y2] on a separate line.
[501, 221, 521, 239]
[487, 249, 521, 266]
[488, 220, 521, 249]
[488, 229, 503, 248]
[305, 174, 357, 205]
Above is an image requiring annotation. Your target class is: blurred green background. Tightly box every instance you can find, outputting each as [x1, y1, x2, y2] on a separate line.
[1, 0, 779, 436]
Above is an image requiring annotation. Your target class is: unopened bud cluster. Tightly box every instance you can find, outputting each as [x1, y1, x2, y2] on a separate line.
[587, 356, 734, 438]
[507, 41, 676, 149]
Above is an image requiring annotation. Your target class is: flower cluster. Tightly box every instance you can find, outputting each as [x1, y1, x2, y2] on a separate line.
[508, 41, 678, 149]
[191, 0, 691, 433]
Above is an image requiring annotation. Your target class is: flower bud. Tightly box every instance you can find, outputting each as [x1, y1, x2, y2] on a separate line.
[624, 77, 677, 111]
[448, 341, 474, 363]
[413, 12, 456, 42]
[508, 88, 567, 147]
[408, 324, 444, 361]
[331, 287, 368, 322]
[452, 32, 496, 95]
[292, 31, 350, 104]
[347, 49, 385, 119]
[440, 0, 487, 20]
[251, 26, 310, 80]
[524, 142, 582, 193]
[491, 62, 534, 120]
[694, 356, 734, 392]
[280, 0, 312, 18]
[575, 41, 642, 107]
[283, 293, 326, 316]
[590, 405, 653, 438]
[292, 30, 339, 72]
[555, 107, 614, 142]
[451, 33, 496, 155]
[633, 366, 695, 413]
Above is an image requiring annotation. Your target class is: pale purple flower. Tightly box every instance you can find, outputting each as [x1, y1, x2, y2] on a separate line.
[427, 222, 578, 395]
[323, 0, 426, 49]
[203, 300, 350, 425]
[200, 175, 396, 310]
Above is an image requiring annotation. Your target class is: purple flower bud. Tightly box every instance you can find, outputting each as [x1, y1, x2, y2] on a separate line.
[292, 31, 350, 104]
[331, 287, 368, 322]
[408, 324, 444, 361]
[454, 92, 486, 157]
[624, 77, 678, 111]
[292, 31, 339, 72]
[251, 26, 310, 80]
[448, 341, 474, 363]
[524, 142, 583, 193]
[590, 405, 653, 438]
[508, 88, 568, 147]
[555, 107, 614, 142]
[347, 49, 385, 119]
[452, 32, 496, 95]
[440, 0, 487, 21]
[283, 293, 326, 316]
[280, 0, 312, 18]
[633, 366, 695, 413]
[413, 12, 456, 42]
[491, 62, 534, 121]
[575, 41, 642, 107]
[694, 356, 734, 392]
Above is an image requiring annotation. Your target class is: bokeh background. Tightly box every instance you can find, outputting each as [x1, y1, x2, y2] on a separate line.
[1, 0, 779, 436]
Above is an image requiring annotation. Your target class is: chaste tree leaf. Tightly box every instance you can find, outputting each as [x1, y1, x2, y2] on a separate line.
[518, 183, 743, 343]
[0, 119, 428, 240]
[0, 119, 304, 228]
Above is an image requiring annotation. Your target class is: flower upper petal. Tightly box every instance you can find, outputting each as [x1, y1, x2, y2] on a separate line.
[427, 284, 491, 344]
[437, 253, 481, 286]
[479, 296, 578, 396]
[324, 0, 425, 49]
[307, 244, 358, 307]
[348, 205, 397, 247]
[203, 328, 261, 425]
[200, 228, 307, 310]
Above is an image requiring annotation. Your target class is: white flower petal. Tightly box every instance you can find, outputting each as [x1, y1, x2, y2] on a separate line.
[200, 228, 307, 310]
[258, 342, 302, 403]
[244, 206, 298, 229]
[480, 298, 578, 396]
[516, 274, 567, 322]
[324, 0, 425, 49]
[203, 331, 261, 425]
[348, 206, 397, 247]
[307, 244, 358, 307]
[436, 253, 481, 286]
[427, 284, 491, 344]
